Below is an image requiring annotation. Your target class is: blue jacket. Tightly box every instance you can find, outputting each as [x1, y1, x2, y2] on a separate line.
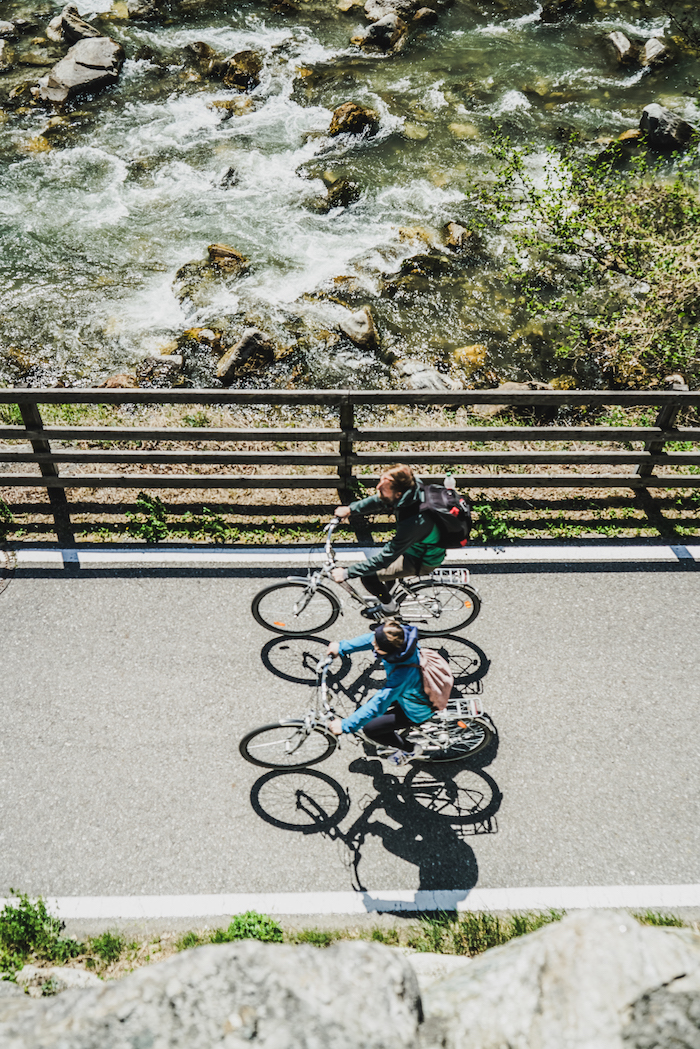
[338, 629, 433, 734]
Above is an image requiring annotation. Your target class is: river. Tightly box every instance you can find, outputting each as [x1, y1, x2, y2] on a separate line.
[0, 0, 697, 390]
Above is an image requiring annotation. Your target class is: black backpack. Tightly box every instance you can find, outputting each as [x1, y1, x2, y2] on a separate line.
[419, 482, 472, 548]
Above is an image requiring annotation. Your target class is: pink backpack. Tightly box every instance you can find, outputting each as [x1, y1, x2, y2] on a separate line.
[416, 649, 454, 711]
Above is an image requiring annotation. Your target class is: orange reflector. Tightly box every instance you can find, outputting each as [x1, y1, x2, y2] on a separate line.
[273, 621, 286, 626]
[457, 720, 467, 728]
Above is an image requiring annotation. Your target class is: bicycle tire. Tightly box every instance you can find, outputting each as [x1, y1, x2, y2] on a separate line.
[422, 718, 495, 763]
[239, 721, 338, 769]
[251, 582, 340, 636]
[398, 581, 481, 635]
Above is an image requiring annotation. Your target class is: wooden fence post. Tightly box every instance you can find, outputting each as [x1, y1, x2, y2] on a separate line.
[636, 379, 690, 481]
[337, 395, 373, 545]
[19, 401, 75, 546]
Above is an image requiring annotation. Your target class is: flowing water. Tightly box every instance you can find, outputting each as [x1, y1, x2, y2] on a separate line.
[0, 0, 698, 389]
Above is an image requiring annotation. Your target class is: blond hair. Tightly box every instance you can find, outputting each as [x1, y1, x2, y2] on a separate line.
[381, 464, 415, 495]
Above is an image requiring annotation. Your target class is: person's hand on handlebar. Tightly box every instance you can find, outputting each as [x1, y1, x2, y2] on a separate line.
[333, 506, 351, 520]
[326, 641, 340, 658]
[328, 718, 344, 736]
[331, 567, 348, 583]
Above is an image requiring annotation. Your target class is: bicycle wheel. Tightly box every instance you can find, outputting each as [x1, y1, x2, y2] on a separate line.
[252, 582, 340, 636]
[239, 721, 338, 769]
[398, 582, 481, 635]
[424, 717, 495, 762]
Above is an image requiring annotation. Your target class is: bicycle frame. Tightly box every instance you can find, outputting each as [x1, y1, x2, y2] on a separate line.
[283, 518, 473, 624]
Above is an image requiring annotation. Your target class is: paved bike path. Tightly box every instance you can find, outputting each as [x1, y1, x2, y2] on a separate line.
[1, 553, 699, 913]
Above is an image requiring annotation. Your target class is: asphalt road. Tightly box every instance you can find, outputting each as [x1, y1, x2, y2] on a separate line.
[1, 560, 699, 902]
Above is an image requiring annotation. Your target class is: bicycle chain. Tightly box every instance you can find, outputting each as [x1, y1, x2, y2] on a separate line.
[0, 548, 16, 597]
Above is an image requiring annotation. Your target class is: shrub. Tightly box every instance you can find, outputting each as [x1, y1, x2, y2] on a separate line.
[209, 912, 283, 944]
[0, 891, 82, 977]
[87, 931, 124, 965]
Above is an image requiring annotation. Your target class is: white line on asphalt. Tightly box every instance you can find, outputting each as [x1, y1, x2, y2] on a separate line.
[10, 544, 699, 570]
[3, 886, 699, 919]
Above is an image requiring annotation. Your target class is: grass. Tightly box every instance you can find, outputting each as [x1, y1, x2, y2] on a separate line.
[2, 895, 697, 987]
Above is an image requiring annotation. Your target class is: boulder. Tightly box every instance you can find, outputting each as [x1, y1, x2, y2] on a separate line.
[0, 21, 17, 38]
[326, 177, 360, 209]
[442, 221, 471, 251]
[624, 967, 700, 1048]
[413, 8, 438, 24]
[186, 43, 262, 90]
[454, 344, 487, 372]
[364, 0, 420, 20]
[126, 0, 160, 18]
[608, 31, 637, 66]
[47, 4, 102, 44]
[0, 941, 421, 1048]
[220, 165, 240, 187]
[339, 307, 378, 351]
[329, 101, 379, 137]
[399, 359, 463, 391]
[173, 245, 250, 307]
[640, 103, 696, 151]
[208, 243, 249, 272]
[422, 909, 700, 1049]
[0, 40, 14, 70]
[99, 372, 139, 389]
[641, 37, 666, 66]
[136, 354, 183, 387]
[217, 328, 275, 383]
[16, 966, 102, 998]
[353, 13, 407, 51]
[37, 37, 125, 103]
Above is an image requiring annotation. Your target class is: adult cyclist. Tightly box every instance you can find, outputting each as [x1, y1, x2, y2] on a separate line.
[326, 620, 432, 766]
[331, 463, 446, 617]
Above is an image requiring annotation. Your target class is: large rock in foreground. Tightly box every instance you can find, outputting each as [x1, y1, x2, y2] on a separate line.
[0, 940, 421, 1049]
[421, 909, 700, 1049]
[38, 37, 125, 103]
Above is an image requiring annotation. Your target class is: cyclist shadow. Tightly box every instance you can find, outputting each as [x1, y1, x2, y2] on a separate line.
[248, 754, 502, 896]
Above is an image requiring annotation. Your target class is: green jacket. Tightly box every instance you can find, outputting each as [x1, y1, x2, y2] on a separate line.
[347, 484, 446, 578]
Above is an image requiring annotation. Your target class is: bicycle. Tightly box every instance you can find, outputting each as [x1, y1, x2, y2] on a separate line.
[239, 657, 496, 769]
[251, 518, 481, 637]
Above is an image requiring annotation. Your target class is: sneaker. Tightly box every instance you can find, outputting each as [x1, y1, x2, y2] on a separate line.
[385, 749, 411, 766]
[360, 599, 399, 620]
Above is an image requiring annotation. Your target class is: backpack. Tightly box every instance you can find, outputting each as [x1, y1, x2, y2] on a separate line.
[415, 648, 454, 711]
[420, 482, 472, 549]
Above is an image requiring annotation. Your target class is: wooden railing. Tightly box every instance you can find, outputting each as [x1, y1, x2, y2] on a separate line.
[1, 386, 699, 541]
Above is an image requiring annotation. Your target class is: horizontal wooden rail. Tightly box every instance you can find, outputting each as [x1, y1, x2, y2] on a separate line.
[0, 386, 698, 541]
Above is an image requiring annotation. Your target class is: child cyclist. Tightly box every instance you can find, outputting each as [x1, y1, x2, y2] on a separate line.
[326, 620, 433, 766]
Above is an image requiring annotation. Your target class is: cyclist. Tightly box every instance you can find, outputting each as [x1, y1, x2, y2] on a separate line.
[330, 463, 446, 616]
[326, 620, 432, 766]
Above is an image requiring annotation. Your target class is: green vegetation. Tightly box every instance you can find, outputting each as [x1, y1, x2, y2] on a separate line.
[126, 492, 170, 543]
[287, 928, 340, 948]
[0, 500, 14, 540]
[209, 912, 283, 944]
[85, 932, 125, 968]
[0, 891, 81, 978]
[407, 910, 565, 956]
[634, 910, 685, 928]
[478, 130, 700, 388]
[473, 500, 510, 543]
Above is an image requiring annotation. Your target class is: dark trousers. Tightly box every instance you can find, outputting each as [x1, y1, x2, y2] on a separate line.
[363, 703, 418, 752]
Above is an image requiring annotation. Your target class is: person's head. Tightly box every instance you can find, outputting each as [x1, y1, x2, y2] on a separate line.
[372, 619, 407, 655]
[376, 464, 415, 505]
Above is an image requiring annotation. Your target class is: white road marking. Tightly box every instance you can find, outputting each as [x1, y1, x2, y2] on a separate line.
[10, 544, 698, 571]
[2, 886, 699, 919]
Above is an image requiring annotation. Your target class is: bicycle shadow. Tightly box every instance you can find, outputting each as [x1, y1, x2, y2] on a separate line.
[247, 755, 502, 896]
[260, 633, 491, 715]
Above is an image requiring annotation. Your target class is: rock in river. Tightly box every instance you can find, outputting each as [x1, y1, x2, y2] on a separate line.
[37, 37, 125, 103]
[46, 4, 102, 44]
[640, 103, 696, 151]
[173, 243, 250, 308]
[339, 307, 378, 352]
[353, 13, 407, 51]
[329, 101, 379, 137]
[217, 328, 276, 383]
